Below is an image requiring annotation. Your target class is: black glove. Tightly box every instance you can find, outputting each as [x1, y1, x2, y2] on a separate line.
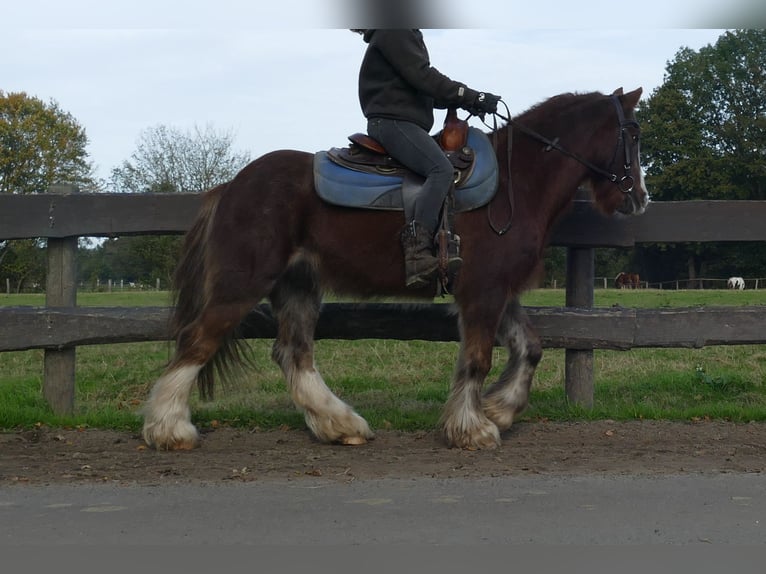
[469, 92, 501, 115]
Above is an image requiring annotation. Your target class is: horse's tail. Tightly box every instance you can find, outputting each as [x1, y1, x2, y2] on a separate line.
[170, 182, 250, 399]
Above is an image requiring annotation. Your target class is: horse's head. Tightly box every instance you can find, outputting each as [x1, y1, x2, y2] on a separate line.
[586, 87, 649, 217]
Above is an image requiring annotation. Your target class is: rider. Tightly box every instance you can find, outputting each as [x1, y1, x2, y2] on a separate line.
[353, 29, 501, 288]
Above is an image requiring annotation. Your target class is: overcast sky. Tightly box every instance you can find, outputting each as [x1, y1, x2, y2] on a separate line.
[3, 1, 752, 184]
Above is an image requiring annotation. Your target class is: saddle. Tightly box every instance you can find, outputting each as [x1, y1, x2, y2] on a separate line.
[314, 121, 498, 214]
[327, 108, 476, 185]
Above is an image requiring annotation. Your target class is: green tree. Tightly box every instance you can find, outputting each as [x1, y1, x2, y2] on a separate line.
[0, 91, 98, 292]
[637, 29, 766, 285]
[0, 91, 96, 194]
[0, 239, 45, 293]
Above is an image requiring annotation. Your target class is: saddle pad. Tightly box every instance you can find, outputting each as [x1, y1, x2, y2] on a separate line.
[314, 127, 499, 213]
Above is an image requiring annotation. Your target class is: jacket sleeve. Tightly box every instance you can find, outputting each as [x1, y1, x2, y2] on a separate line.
[371, 30, 478, 108]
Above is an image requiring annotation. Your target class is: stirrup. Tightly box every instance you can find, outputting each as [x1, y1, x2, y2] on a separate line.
[436, 229, 462, 295]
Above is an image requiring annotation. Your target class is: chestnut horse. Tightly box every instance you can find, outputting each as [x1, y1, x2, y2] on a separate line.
[615, 272, 641, 289]
[143, 87, 649, 451]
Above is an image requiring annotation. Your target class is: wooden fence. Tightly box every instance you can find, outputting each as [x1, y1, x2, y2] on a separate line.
[2, 188, 766, 415]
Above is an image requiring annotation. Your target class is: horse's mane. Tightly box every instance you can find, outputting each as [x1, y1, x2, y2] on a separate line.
[512, 91, 606, 130]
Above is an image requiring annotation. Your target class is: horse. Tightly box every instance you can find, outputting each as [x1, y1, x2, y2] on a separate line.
[727, 276, 745, 290]
[142, 87, 649, 451]
[615, 272, 640, 289]
[614, 272, 629, 289]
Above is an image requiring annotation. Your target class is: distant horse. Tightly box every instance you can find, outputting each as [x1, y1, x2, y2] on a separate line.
[727, 276, 745, 290]
[143, 88, 649, 451]
[615, 272, 640, 289]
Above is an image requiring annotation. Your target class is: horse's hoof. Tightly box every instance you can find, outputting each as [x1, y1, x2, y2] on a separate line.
[340, 435, 369, 446]
[443, 423, 501, 450]
[305, 409, 374, 445]
[144, 436, 200, 451]
[158, 437, 199, 451]
[483, 405, 515, 432]
[142, 421, 200, 451]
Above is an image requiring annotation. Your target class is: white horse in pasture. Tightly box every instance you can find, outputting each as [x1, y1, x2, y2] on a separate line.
[727, 276, 745, 290]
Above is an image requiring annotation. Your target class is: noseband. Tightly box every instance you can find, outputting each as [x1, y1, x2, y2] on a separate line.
[608, 95, 640, 194]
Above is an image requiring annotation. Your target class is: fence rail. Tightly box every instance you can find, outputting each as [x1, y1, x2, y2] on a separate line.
[594, 277, 765, 290]
[3, 193, 766, 244]
[2, 191, 766, 415]
[3, 303, 766, 353]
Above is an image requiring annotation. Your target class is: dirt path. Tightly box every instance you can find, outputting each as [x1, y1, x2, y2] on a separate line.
[2, 420, 765, 485]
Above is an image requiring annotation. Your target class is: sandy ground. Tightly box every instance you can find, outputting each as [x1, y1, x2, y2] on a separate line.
[2, 420, 765, 485]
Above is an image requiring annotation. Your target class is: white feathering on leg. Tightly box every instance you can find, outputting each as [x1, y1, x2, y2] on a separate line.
[290, 364, 373, 444]
[142, 364, 201, 450]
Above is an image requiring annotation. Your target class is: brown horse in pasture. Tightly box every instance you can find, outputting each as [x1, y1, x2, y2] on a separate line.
[143, 88, 649, 451]
[615, 271, 641, 289]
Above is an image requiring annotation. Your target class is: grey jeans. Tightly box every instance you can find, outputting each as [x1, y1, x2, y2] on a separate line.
[367, 117, 453, 234]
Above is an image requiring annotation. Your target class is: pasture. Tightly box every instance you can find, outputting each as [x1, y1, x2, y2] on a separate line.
[1, 288, 765, 431]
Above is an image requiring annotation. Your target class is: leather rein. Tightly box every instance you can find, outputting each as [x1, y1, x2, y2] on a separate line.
[479, 95, 640, 236]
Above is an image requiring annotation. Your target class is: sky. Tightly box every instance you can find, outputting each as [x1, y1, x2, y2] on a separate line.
[2, 1, 755, 184]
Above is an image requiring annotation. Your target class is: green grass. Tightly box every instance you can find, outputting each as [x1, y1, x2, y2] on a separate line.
[1, 289, 765, 431]
[1, 290, 172, 307]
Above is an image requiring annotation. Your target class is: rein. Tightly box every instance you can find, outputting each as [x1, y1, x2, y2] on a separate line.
[484, 102, 515, 235]
[478, 95, 639, 236]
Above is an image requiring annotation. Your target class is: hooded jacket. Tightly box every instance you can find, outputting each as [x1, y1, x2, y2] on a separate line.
[358, 29, 479, 131]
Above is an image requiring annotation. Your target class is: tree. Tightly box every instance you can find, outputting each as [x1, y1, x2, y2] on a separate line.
[89, 124, 251, 285]
[109, 124, 250, 194]
[0, 91, 96, 195]
[0, 92, 98, 292]
[636, 29, 766, 285]
[0, 239, 45, 293]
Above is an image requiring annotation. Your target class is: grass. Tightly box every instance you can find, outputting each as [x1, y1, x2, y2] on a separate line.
[1, 289, 765, 431]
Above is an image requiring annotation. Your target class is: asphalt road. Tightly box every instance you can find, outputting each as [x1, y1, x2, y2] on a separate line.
[1, 474, 764, 545]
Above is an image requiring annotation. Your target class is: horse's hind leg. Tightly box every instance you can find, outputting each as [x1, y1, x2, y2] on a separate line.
[142, 300, 255, 450]
[482, 298, 542, 432]
[270, 254, 373, 445]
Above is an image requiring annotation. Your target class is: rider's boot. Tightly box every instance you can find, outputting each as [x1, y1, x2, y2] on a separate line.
[400, 221, 439, 288]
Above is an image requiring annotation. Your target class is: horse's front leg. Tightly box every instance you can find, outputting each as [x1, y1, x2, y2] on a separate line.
[482, 298, 542, 432]
[441, 302, 505, 450]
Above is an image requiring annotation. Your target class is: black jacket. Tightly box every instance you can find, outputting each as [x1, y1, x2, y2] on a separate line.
[358, 29, 478, 131]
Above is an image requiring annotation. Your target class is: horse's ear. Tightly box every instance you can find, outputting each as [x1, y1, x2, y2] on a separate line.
[611, 87, 624, 96]
[622, 87, 643, 108]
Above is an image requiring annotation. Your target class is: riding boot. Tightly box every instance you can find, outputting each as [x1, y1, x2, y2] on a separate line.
[400, 221, 439, 288]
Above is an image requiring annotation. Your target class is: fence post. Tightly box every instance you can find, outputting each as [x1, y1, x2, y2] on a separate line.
[43, 184, 79, 415]
[565, 246, 594, 408]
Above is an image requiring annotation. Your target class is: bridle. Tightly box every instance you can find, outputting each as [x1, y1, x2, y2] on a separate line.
[480, 95, 641, 235]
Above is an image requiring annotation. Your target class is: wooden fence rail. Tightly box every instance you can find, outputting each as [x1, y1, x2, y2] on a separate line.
[3, 304, 766, 353]
[2, 191, 766, 415]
